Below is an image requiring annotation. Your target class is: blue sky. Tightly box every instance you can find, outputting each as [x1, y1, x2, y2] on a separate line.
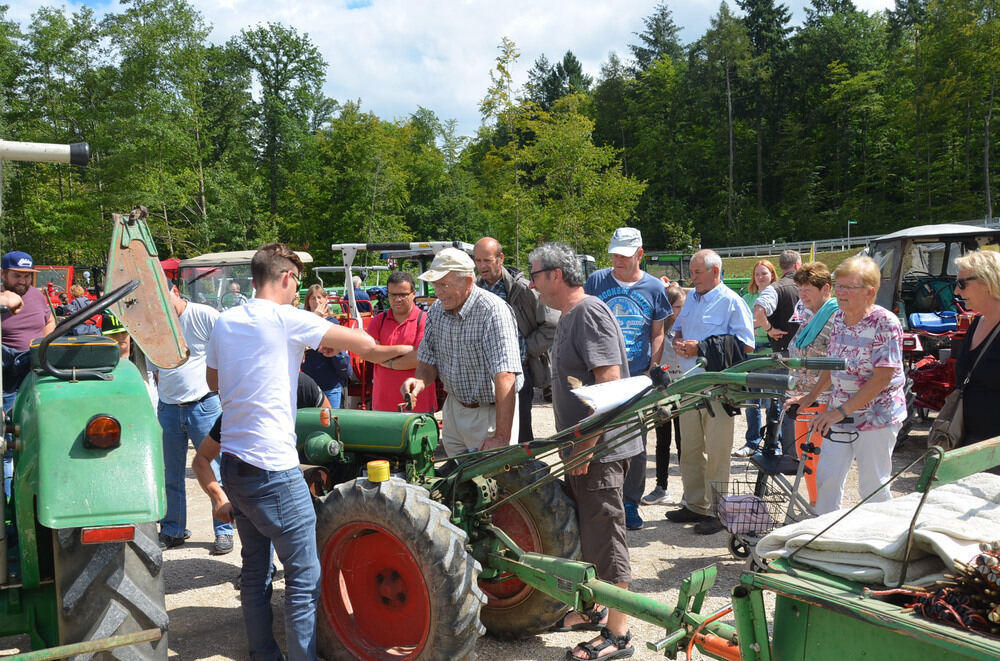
[11, 0, 896, 139]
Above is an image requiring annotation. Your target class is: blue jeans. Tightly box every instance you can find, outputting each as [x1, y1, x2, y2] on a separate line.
[322, 384, 342, 409]
[744, 402, 763, 448]
[158, 397, 232, 538]
[220, 455, 320, 661]
[3, 388, 17, 498]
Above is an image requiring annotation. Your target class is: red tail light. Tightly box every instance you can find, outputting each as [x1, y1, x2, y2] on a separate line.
[81, 525, 135, 544]
[84, 415, 121, 449]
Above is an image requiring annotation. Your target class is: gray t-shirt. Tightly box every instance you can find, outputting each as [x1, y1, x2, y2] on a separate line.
[552, 296, 642, 462]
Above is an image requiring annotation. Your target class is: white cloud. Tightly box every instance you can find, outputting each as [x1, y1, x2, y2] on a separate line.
[12, 0, 896, 138]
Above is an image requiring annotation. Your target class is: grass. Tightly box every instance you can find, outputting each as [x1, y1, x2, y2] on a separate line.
[722, 249, 859, 279]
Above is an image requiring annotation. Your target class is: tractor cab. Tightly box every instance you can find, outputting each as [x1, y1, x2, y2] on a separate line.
[869, 224, 1000, 343]
[177, 250, 313, 310]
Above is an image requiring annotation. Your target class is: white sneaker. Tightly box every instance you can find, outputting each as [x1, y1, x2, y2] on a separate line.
[732, 444, 757, 458]
[641, 485, 670, 506]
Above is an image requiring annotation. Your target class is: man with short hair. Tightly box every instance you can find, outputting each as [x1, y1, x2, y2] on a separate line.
[669, 249, 755, 534]
[154, 286, 232, 553]
[367, 271, 436, 412]
[1, 251, 54, 412]
[474, 237, 558, 441]
[206, 243, 405, 660]
[403, 248, 522, 456]
[585, 227, 671, 531]
[529, 242, 637, 660]
[351, 274, 372, 312]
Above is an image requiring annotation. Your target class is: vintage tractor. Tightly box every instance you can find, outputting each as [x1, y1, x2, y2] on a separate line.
[290, 352, 849, 659]
[0, 140, 184, 659]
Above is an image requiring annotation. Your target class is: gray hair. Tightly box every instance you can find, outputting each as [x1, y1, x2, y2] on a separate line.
[698, 250, 722, 273]
[528, 242, 584, 287]
[352, 275, 363, 288]
[779, 250, 801, 272]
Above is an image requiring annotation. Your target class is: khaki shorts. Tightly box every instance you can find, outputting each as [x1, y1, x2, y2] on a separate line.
[566, 458, 631, 585]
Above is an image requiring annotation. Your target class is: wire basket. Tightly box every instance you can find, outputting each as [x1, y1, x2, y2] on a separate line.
[711, 477, 789, 536]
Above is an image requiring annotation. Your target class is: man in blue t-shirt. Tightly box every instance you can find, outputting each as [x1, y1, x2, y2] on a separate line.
[585, 227, 671, 531]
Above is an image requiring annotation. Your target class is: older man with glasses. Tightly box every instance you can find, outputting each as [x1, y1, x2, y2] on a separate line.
[403, 248, 523, 456]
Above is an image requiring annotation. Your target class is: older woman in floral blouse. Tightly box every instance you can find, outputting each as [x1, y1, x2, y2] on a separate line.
[787, 255, 907, 514]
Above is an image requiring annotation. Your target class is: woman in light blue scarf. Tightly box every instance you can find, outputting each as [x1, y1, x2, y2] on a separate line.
[779, 262, 838, 467]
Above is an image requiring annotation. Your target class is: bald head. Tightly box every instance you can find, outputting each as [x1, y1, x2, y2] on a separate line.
[473, 236, 505, 285]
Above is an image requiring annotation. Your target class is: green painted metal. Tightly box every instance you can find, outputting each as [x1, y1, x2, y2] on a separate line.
[7, 626, 162, 660]
[13, 360, 165, 530]
[318, 409, 438, 457]
[298, 431, 342, 465]
[0, 584, 58, 650]
[745, 567, 1000, 660]
[916, 437, 1000, 492]
[731, 585, 771, 661]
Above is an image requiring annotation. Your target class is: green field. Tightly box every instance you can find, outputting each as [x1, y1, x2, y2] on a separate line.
[721, 249, 859, 279]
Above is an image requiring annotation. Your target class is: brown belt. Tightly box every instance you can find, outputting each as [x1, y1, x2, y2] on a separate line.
[456, 400, 480, 409]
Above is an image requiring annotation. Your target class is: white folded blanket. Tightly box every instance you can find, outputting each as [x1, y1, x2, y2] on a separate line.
[756, 472, 1000, 586]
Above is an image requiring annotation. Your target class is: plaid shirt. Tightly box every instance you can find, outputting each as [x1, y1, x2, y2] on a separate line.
[479, 277, 527, 362]
[418, 286, 523, 404]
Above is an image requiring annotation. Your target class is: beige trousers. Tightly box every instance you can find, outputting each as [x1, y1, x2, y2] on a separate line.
[441, 394, 518, 457]
[678, 407, 736, 516]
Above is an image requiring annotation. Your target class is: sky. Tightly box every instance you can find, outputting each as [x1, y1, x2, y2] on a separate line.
[11, 0, 897, 139]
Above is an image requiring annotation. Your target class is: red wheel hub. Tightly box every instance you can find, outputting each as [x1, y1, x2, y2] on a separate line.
[321, 522, 431, 659]
[481, 499, 542, 605]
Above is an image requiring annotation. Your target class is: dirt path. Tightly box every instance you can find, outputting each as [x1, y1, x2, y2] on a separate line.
[158, 402, 929, 660]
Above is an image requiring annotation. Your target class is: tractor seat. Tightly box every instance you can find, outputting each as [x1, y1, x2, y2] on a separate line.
[909, 311, 958, 333]
[29, 336, 120, 374]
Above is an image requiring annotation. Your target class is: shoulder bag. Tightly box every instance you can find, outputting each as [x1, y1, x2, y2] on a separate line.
[928, 319, 1000, 450]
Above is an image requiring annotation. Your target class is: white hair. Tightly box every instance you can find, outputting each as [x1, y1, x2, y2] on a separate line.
[352, 275, 363, 288]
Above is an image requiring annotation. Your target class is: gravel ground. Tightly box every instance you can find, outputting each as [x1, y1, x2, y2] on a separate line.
[0, 401, 930, 660]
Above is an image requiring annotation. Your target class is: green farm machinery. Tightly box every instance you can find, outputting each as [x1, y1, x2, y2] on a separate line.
[300, 353, 980, 659]
[0, 140, 183, 658]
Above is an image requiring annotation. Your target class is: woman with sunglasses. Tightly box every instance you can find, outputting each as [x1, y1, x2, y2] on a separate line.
[952, 250, 1000, 455]
[786, 255, 906, 514]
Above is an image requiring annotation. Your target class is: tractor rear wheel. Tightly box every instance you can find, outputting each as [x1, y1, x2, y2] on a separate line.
[316, 477, 485, 660]
[52, 522, 168, 660]
[479, 460, 582, 639]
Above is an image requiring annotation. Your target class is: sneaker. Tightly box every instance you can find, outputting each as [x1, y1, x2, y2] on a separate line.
[624, 504, 644, 531]
[665, 507, 712, 523]
[158, 533, 185, 550]
[732, 444, 758, 458]
[213, 534, 234, 555]
[641, 485, 670, 506]
[694, 517, 725, 535]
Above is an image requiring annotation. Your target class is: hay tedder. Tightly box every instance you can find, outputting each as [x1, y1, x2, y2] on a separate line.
[293, 353, 888, 660]
[296, 348, 1000, 659]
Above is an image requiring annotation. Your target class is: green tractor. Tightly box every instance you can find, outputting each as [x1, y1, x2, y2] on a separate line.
[0, 140, 183, 659]
[292, 353, 848, 659]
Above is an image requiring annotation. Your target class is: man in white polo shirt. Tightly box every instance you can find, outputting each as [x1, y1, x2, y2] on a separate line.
[206, 243, 405, 661]
[155, 285, 231, 553]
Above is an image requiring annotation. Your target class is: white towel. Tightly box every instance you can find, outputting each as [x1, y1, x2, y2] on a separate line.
[756, 472, 1000, 586]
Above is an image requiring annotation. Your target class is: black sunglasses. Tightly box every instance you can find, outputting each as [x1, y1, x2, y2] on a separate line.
[529, 267, 555, 283]
[956, 275, 979, 290]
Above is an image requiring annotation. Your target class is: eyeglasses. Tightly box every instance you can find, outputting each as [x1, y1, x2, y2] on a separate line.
[281, 270, 301, 285]
[956, 275, 979, 290]
[833, 283, 868, 292]
[388, 291, 414, 299]
[529, 267, 555, 283]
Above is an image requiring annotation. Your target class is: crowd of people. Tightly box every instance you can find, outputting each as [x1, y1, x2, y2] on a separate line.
[5, 228, 1000, 660]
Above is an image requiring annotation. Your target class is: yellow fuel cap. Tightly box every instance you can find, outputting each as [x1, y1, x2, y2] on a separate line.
[367, 460, 390, 483]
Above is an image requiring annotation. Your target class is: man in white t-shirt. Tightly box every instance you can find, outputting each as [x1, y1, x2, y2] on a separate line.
[155, 286, 231, 553]
[206, 243, 405, 661]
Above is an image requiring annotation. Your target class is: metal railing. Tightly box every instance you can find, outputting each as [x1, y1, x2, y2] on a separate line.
[708, 217, 1000, 257]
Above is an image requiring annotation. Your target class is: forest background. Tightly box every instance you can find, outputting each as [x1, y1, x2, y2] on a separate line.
[0, 0, 997, 272]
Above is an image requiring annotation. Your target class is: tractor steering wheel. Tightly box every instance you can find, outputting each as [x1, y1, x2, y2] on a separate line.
[37, 279, 140, 381]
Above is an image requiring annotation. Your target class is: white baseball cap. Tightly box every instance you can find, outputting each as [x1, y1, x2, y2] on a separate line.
[608, 227, 642, 257]
[418, 248, 475, 282]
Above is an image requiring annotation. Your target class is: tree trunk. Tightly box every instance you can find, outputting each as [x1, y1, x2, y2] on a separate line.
[986, 72, 995, 221]
[726, 62, 735, 233]
[756, 117, 763, 205]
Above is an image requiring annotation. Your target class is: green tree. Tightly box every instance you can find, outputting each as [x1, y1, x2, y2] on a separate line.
[629, 2, 685, 72]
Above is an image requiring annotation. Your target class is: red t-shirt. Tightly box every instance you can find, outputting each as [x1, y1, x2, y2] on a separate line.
[370, 306, 437, 413]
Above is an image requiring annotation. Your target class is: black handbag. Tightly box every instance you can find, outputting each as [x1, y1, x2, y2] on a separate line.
[927, 319, 1000, 450]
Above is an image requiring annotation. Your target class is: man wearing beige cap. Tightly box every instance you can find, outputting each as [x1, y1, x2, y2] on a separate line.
[403, 247, 523, 456]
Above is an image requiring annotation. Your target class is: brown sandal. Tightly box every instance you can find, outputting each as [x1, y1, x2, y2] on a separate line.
[550, 607, 609, 632]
